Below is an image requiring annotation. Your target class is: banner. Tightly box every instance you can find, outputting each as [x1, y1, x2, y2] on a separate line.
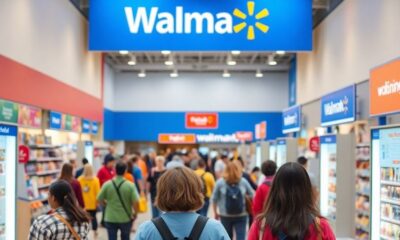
[370, 58, 400, 116]
[92, 122, 99, 135]
[89, 0, 312, 51]
[255, 123, 261, 140]
[49, 111, 62, 129]
[260, 121, 267, 139]
[185, 113, 218, 129]
[321, 85, 356, 126]
[0, 100, 18, 124]
[82, 119, 91, 134]
[71, 116, 81, 132]
[18, 105, 42, 128]
[158, 134, 196, 144]
[282, 105, 301, 134]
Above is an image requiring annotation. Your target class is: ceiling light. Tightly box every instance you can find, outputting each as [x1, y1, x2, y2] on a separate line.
[268, 55, 277, 66]
[119, 50, 129, 55]
[138, 70, 146, 78]
[127, 55, 136, 65]
[165, 55, 174, 66]
[276, 51, 286, 55]
[222, 70, 231, 78]
[231, 50, 241, 55]
[170, 70, 179, 78]
[255, 70, 263, 78]
[161, 50, 171, 55]
[226, 55, 237, 66]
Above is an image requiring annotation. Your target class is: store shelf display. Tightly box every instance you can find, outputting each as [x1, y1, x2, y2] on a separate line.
[355, 144, 370, 240]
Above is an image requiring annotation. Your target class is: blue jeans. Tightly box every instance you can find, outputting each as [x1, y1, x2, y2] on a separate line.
[197, 198, 210, 216]
[105, 222, 132, 240]
[220, 216, 248, 240]
[151, 204, 161, 218]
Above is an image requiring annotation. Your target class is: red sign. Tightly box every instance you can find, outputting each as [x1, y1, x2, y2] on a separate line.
[19, 145, 30, 163]
[255, 124, 261, 140]
[309, 137, 320, 153]
[18, 104, 42, 128]
[236, 131, 253, 142]
[185, 113, 218, 129]
[260, 121, 267, 139]
[158, 134, 197, 144]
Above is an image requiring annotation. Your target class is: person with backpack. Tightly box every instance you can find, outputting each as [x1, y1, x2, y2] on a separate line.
[211, 162, 254, 240]
[97, 161, 140, 240]
[147, 155, 167, 218]
[194, 159, 215, 216]
[252, 160, 277, 217]
[29, 180, 90, 239]
[136, 167, 230, 240]
[248, 162, 336, 240]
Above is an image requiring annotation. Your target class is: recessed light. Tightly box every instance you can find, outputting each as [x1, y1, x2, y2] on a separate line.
[165, 55, 174, 66]
[268, 55, 278, 66]
[276, 51, 286, 55]
[138, 70, 146, 78]
[231, 50, 241, 55]
[161, 50, 171, 55]
[226, 55, 237, 66]
[222, 70, 231, 78]
[128, 55, 136, 65]
[119, 50, 129, 55]
[170, 70, 179, 78]
[255, 70, 263, 78]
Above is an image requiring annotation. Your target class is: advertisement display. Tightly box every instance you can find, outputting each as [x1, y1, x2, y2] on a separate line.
[18, 105, 42, 128]
[319, 135, 337, 223]
[71, 116, 81, 132]
[82, 119, 91, 134]
[49, 111, 62, 130]
[370, 126, 400, 239]
[260, 121, 267, 140]
[321, 85, 356, 127]
[255, 123, 261, 140]
[282, 105, 301, 134]
[0, 100, 18, 124]
[0, 124, 17, 240]
[63, 115, 72, 131]
[158, 134, 196, 144]
[276, 139, 287, 167]
[89, 0, 312, 51]
[185, 113, 218, 129]
[370, 58, 400, 116]
[91, 122, 99, 135]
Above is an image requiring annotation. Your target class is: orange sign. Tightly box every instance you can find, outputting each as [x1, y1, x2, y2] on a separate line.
[236, 131, 253, 142]
[260, 121, 267, 139]
[185, 113, 218, 129]
[370, 59, 400, 116]
[158, 134, 196, 144]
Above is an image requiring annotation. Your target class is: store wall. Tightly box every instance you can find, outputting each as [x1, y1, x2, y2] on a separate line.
[113, 72, 288, 112]
[104, 63, 115, 109]
[297, 0, 400, 104]
[0, 0, 103, 121]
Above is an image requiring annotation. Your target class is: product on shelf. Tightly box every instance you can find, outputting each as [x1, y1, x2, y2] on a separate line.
[355, 145, 370, 240]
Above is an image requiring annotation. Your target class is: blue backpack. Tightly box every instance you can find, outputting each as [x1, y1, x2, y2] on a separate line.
[225, 182, 244, 214]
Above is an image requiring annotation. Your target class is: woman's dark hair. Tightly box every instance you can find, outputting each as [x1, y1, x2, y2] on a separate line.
[261, 160, 277, 177]
[49, 180, 89, 224]
[251, 166, 260, 173]
[59, 163, 74, 182]
[258, 162, 320, 239]
[116, 161, 127, 176]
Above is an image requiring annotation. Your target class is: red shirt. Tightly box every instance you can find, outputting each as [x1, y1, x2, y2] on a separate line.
[70, 179, 85, 208]
[248, 218, 336, 240]
[97, 166, 115, 187]
[253, 178, 273, 217]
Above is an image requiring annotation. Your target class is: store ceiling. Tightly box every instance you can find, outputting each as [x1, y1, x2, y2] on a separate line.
[71, 0, 343, 74]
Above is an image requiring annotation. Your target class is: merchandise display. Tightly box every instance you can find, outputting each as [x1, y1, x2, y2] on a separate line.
[355, 144, 370, 240]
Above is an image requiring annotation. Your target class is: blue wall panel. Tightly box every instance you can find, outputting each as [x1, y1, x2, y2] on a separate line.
[104, 109, 284, 142]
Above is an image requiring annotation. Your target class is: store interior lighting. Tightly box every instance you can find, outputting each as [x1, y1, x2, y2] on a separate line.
[170, 69, 179, 78]
[226, 55, 237, 66]
[268, 55, 277, 66]
[276, 50, 286, 55]
[255, 69, 263, 78]
[119, 50, 129, 55]
[231, 50, 241, 55]
[165, 55, 174, 66]
[161, 50, 171, 55]
[138, 70, 146, 78]
[222, 70, 231, 78]
[127, 55, 136, 66]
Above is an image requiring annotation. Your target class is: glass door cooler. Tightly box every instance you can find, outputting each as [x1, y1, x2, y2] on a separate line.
[275, 138, 298, 168]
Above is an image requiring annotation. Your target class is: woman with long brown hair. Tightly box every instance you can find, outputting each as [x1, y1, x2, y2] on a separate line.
[59, 163, 85, 208]
[248, 162, 335, 240]
[211, 162, 254, 240]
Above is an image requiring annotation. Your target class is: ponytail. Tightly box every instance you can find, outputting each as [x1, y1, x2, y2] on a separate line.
[49, 180, 90, 224]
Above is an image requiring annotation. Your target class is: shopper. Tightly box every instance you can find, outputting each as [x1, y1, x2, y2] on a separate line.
[97, 161, 140, 240]
[211, 162, 254, 240]
[298, 156, 319, 202]
[214, 154, 229, 179]
[166, 154, 185, 169]
[195, 159, 215, 217]
[75, 158, 89, 179]
[248, 162, 335, 240]
[29, 180, 90, 239]
[234, 158, 258, 190]
[138, 155, 149, 181]
[59, 163, 85, 208]
[147, 155, 167, 218]
[250, 166, 261, 184]
[136, 167, 230, 240]
[97, 154, 116, 187]
[252, 160, 277, 217]
[130, 155, 145, 194]
[78, 164, 100, 236]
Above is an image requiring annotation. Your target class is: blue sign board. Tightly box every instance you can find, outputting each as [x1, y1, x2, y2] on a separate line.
[372, 129, 380, 140]
[0, 124, 17, 137]
[89, 0, 312, 51]
[91, 122, 98, 135]
[49, 111, 62, 130]
[321, 85, 356, 127]
[320, 135, 337, 144]
[82, 119, 91, 134]
[282, 105, 301, 134]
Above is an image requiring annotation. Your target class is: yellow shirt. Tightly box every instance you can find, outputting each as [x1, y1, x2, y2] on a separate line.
[194, 169, 215, 198]
[78, 176, 100, 210]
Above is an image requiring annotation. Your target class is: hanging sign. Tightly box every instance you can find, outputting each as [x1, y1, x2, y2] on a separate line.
[89, 0, 312, 51]
[282, 105, 301, 134]
[82, 119, 91, 134]
[92, 122, 99, 135]
[260, 121, 267, 140]
[18, 105, 42, 128]
[49, 111, 62, 129]
[0, 100, 18, 124]
[158, 134, 196, 144]
[321, 85, 356, 126]
[309, 136, 320, 153]
[185, 113, 218, 129]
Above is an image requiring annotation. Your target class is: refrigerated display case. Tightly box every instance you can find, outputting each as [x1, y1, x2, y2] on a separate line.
[269, 141, 276, 162]
[319, 134, 355, 238]
[371, 126, 400, 239]
[275, 138, 298, 168]
[0, 124, 17, 240]
[77, 141, 94, 165]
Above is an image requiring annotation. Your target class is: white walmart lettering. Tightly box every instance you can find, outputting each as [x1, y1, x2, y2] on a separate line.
[324, 101, 346, 116]
[284, 113, 297, 126]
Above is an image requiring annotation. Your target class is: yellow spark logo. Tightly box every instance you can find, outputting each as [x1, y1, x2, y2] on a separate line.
[233, 1, 269, 40]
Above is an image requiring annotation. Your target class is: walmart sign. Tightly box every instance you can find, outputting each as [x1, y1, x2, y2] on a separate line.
[89, 0, 312, 51]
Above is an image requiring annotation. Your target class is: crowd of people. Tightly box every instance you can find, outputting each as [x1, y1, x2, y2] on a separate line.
[28, 147, 336, 240]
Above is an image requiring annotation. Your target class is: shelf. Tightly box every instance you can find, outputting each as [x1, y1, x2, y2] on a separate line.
[37, 183, 52, 189]
[328, 192, 336, 198]
[27, 170, 60, 176]
[356, 209, 370, 216]
[356, 191, 370, 197]
[355, 224, 369, 233]
[381, 234, 396, 240]
[29, 144, 61, 149]
[381, 216, 400, 226]
[381, 180, 400, 187]
[18, 197, 48, 202]
[381, 198, 400, 206]
[356, 170, 370, 178]
[356, 144, 370, 148]
[28, 157, 64, 162]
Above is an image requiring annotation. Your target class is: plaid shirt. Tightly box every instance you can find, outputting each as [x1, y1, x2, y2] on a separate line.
[29, 208, 89, 240]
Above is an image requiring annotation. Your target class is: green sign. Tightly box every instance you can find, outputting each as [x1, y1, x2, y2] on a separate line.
[64, 115, 72, 131]
[0, 100, 18, 123]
